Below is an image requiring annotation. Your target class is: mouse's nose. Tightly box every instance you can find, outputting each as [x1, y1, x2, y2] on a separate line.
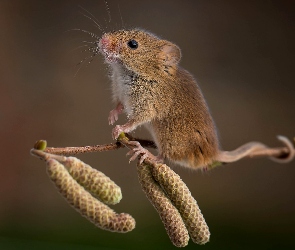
[99, 34, 118, 54]
[98, 34, 120, 63]
[98, 35, 110, 49]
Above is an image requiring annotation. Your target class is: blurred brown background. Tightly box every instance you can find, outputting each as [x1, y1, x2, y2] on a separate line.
[0, 0, 294, 249]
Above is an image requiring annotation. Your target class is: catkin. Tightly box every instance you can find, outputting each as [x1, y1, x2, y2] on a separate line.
[137, 162, 189, 247]
[62, 157, 122, 205]
[46, 158, 135, 233]
[151, 163, 210, 244]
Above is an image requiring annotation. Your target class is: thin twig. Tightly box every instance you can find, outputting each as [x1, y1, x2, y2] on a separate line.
[43, 134, 156, 156]
[44, 142, 123, 155]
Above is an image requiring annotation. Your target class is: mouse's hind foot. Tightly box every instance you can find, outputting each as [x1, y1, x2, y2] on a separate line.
[126, 141, 163, 164]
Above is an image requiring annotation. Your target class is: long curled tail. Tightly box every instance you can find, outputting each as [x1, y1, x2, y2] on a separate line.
[216, 135, 295, 164]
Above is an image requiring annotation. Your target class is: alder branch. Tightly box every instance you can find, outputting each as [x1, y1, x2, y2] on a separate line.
[44, 142, 123, 155]
[42, 134, 156, 156]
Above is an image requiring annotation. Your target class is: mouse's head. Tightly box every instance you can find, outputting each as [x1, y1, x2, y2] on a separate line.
[98, 29, 181, 80]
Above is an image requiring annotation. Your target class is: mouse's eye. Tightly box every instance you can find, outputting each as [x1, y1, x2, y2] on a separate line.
[127, 40, 138, 49]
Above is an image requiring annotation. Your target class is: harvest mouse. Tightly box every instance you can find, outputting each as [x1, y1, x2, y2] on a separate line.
[98, 29, 293, 169]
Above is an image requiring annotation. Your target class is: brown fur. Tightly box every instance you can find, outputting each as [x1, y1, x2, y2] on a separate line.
[99, 29, 219, 169]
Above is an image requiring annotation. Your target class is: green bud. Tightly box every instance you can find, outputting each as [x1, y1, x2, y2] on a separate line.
[34, 140, 47, 151]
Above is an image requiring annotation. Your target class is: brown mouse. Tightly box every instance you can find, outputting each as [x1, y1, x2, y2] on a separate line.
[98, 29, 292, 169]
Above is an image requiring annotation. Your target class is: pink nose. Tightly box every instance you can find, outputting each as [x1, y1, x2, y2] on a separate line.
[99, 35, 110, 50]
[100, 37, 108, 45]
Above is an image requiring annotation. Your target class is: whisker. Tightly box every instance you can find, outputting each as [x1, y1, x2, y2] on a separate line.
[70, 44, 90, 53]
[84, 47, 98, 53]
[79, 11, 103, 33]
[81, 40, 97, 44]
[66, 28, 100, 40]
[75, 54, 96, 77]
[85, 56, 97, 67]
[104, 0, 112, 24]
[117, 4, 125, 30]
[74, 41, 99, 76]
[78, 5, 104, 32]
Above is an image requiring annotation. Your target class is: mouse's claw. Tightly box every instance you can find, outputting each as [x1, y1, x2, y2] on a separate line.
[127, 141, 158, 164]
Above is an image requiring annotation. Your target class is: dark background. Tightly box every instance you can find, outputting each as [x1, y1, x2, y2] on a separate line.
[0, 0, 294, 249]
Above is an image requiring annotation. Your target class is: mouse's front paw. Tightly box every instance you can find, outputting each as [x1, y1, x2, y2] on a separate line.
[112, 125, 123, 140]
[108, 109, 119, 125]
[108, 103, 124, 125]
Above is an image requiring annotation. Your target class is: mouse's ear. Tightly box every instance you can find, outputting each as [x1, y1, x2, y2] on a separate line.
[160, 42, 182, 67]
